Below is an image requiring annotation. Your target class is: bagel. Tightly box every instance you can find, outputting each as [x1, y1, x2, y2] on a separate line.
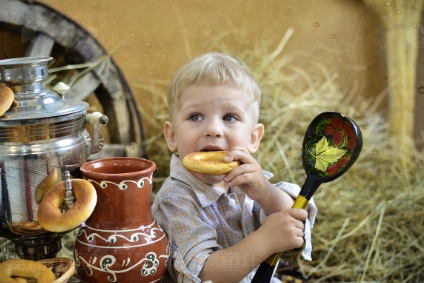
[0, 84, 14, 117]
[37, 179, 97, 233]
[12, 277, 28, 283]
[0, 259, 56, 283]
[182, 151, 240, 175]
[34, 169, 59, 204]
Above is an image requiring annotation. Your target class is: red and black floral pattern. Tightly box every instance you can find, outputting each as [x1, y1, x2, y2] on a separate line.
[303, 114, 359, 178]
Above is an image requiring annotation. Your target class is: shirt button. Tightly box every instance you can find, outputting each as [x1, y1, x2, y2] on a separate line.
[229, 199, 236, 206]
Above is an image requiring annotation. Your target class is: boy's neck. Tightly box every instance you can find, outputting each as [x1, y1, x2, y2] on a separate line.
[213, 181, 230, 194]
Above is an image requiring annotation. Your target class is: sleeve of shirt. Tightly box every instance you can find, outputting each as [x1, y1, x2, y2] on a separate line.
[152, 193, 220, 283]
[273, 181, 318, 261]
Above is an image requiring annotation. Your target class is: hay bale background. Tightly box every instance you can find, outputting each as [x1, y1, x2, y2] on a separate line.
[137, 30, 424, 282]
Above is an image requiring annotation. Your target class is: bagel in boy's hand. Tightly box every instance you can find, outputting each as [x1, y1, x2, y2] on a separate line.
[12, 277, 27, 283]
[182, 151, 240, 175]
[0, 259, 56, 283]
[37, 179, 97, 233]
[0, 84, 14, 117]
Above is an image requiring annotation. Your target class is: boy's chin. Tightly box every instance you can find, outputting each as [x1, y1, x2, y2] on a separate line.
[193, 172, 226, 186]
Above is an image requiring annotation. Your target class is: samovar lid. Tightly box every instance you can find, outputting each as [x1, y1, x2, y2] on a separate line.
[0, 56, 88, 122]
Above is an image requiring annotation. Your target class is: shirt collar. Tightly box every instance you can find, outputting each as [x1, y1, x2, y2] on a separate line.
[170, 154, 225, 207]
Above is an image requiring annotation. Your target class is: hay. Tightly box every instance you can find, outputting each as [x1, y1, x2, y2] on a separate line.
[136, 29, 424, 282]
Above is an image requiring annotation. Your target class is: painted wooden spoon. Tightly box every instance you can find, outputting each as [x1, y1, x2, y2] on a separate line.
[251, 111, 363, 283]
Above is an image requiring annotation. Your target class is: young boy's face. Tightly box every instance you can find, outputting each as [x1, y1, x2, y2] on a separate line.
[164, 84, 264, 183]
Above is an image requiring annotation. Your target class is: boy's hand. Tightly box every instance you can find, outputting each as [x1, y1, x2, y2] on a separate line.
[258, 208, 307, 254]
[223, 146, 268, 201]
[223, 147, 294, 214]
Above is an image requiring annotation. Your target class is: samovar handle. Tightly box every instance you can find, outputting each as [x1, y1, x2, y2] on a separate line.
[84, 112, 109, 156]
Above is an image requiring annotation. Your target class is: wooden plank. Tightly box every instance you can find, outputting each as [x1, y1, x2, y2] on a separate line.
[96, 89, 131, 145]
[66, 72, 101, 101]
[0, 0, 103, 59]
[88, 144, 126, 160]
[0, 1, 29, 26]
[88, 143, 144, 160]
[69, 33, 103, 61]
[24, 33, 54, 57]
[126, 88, 146, 157]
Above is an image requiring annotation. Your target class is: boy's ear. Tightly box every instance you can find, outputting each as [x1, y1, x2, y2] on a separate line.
[247, 123, 264, 153]
[164, 121, 178, 152]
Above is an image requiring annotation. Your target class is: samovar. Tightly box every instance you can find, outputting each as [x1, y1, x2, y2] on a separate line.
[0, 57, 108, 260]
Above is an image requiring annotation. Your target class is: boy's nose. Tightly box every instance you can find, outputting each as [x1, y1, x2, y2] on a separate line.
[203, 120, 223, 137]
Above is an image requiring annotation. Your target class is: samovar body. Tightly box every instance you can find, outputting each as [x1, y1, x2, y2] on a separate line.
[0, 57, 107, 260]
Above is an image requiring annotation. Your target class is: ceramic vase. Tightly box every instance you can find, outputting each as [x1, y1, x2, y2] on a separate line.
[74, 157, 169, 283]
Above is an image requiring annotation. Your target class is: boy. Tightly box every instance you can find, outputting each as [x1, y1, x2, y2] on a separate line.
[152, 52, 317, 283]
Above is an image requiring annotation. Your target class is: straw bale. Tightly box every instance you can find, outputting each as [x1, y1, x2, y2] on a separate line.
[137, 29, 424, 282]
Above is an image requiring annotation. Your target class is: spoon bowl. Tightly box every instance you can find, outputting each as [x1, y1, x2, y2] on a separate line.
[297, 111, 363, 203]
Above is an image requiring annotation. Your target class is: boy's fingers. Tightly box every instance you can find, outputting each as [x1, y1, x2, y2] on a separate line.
[289, 208, 308, 220]
[225, 148, 252, 164]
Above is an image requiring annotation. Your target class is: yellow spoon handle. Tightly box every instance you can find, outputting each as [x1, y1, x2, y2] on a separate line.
[263, 195, 309, 266]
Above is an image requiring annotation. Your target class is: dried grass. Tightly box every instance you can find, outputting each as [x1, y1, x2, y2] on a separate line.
[136, 30, 424, 282]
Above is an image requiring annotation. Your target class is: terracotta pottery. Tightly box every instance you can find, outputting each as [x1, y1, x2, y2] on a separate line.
[74, 157, 169, 283]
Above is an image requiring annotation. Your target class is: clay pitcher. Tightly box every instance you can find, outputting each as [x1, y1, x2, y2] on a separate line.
[74, 157, 169, 283]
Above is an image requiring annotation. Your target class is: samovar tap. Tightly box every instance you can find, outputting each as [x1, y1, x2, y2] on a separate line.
[62, 171, 75, 212]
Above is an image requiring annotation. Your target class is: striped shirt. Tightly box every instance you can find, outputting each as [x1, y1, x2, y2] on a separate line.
[152, 154, 317, 283]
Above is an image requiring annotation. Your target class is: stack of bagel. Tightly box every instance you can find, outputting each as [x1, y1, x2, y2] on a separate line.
[0, 178, 96, 282]
[0, 84, 97, 282]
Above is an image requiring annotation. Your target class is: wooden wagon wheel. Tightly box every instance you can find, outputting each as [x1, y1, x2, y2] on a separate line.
[0, 0, 147, 159]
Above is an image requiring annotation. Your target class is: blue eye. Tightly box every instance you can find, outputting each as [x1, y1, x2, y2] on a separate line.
[223, 114, 237, 122]
[189, 114, 203, 121]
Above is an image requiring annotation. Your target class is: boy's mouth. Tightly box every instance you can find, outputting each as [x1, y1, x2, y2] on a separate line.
[200, 147, 224, 152]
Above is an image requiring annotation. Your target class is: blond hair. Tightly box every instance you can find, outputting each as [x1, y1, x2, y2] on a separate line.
[167, 52, 261, 122]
